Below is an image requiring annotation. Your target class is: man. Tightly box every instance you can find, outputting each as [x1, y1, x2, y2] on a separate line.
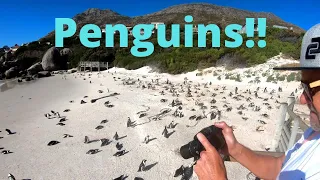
[194, 23, 320, 180]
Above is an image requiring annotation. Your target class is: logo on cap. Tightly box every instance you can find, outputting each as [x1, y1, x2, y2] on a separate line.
[306, 37, 320, 60]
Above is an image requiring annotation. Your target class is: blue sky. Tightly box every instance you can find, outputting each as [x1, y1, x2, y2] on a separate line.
[1, 0, 319, 47]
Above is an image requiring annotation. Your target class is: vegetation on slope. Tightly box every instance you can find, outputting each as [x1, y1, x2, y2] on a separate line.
[113, 27, 303, 74]
[17, 27, 303, 74]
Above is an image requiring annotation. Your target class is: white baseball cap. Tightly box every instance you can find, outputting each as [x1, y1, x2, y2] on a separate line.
[274, 23, 320, 70]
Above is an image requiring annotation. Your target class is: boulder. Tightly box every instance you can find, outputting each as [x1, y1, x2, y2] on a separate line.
[27, 62, 43, 75]
[3, 60, 18, 68]
[41, 47, 61, 71]
[18, 70, 27, 77]
[67, 68, 77, 74]
[60, 48, 72, 56]
[0, 56, 4, 63]
[0, 56, 4, 71]
[38, 71, 51, 78]
[5, 67, 18, 79]
[25, 76, 32, 81]
[4, 52, 13, 61]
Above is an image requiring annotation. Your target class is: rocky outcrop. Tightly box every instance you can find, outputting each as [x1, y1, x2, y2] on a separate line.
[5, 67, 18, 79]
[67, 68, 77, 74]
[44, 3, 304, 41]
[0, 56, 5, 65]
[0, 46, 72, 80]
[37, 71, 51, 78]
[27, 62, 43, 75]
[60, 48, 72, 56]
[4, 52, 13, 60]
[41, 47, 61, 71]
[2, 60, 18, 68]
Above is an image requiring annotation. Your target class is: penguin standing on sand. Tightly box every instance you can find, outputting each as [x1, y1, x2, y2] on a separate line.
[167, 121, 175, 129]
[217, 110, 221, 120]
[137, 159, 147, 172]
[84, 136, 90, 144]
[116, 142, 123, 150]
[56, 112, 61, 118]
[210, 112, 217, 120]
[8, 173, 15, 180]
[113, 174, 127, 180]
[143, 135, 150, 144]
[162, 126, 169, 138]
[114, 132, 119, 140]
[127, 117, 132, 128]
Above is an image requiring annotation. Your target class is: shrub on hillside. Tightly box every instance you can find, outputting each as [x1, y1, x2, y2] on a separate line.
[287, 72, 297, 82]
[267, 75, 275, 82]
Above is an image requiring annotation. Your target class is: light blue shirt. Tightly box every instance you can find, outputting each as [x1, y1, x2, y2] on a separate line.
[277, 128, 320, 180]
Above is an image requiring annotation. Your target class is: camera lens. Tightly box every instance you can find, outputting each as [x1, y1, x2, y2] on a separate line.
[180, 143, 192, 159]
[179, 126, 225, 159]
[180, 140, 202, 159]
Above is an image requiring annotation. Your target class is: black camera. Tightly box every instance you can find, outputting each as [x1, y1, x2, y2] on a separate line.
[180, 125, 226, 159]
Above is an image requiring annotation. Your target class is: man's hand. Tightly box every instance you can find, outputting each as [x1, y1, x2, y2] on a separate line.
[214, 121, 241, 157]
[194, 133, 227, 180]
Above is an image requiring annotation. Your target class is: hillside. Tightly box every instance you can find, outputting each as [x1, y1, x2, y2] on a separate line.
[132, 3, 303, 32]
[43, 3, 304, 39]
[0, 3, 305, 80]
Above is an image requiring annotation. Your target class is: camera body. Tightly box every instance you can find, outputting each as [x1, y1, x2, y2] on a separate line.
[180, 125, 226, 159]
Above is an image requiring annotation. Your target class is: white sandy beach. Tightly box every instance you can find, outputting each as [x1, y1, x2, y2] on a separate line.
[0, 55, 310, 180]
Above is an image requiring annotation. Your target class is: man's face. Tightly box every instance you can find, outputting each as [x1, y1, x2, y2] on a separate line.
[300, 70, 320, 131]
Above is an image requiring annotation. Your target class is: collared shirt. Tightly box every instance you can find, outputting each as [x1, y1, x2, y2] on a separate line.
[277, 128, 320, 180]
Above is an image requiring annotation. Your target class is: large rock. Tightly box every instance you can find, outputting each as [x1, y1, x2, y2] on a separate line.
[3, 60, 18, 68]
[59, 48, 71, 70]
[60, 48, 72, 56]
[27, 62, 43, 75]
[67, 68, 77, 74]
[0, 56, 4, 63]
[37, 71, 51, 78]
[4, 52, 13, 61]
[5, 67, 18, 79]
[41, 47, 61, 71]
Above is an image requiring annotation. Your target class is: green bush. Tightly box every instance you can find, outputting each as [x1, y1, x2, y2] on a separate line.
[235, 74, 242, 82]
[254, 77, 261, 83]
[267, 75, 275, 82]
[276, 74, 286, 81]
[287, 72, 296, 82]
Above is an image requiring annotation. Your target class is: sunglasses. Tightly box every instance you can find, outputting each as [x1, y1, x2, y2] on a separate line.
[301, 80, 320, 111]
